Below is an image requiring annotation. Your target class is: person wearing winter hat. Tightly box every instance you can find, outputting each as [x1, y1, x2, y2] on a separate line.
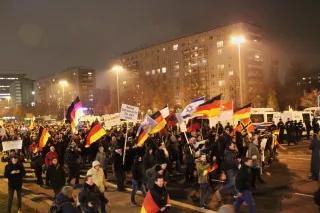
[86, 161, 108, 213]
[87, 160, 107, 193]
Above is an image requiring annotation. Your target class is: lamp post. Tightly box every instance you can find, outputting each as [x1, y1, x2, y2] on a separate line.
[59, 80, 68, 119]
[231, 35, 245, 106]
[6, 96, 11, 109]
[112, 65, 124, 112]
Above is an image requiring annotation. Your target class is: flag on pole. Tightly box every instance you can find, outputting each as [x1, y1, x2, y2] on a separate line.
[233, 103, 251, 121]
[66, 97, 82, 132]
[85, 123, 106, 147]
[181, 96, 205, 120]
[192, 94, 222, 118]
[149, 110, 167, 134]
[136, 115, 157, 147]
[38, 127, 50, 150]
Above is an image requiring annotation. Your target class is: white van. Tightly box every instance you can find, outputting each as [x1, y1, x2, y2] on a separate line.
[250, 108, 281, 131]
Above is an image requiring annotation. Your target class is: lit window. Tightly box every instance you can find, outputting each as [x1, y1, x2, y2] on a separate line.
[162, 47, 166, 51]
[217, 64, 225, 70]
[194, 46, 198, 50]
[174, 65, 179, 70]
[218, 80, 225, 86]
[152, 70, 155, 75]
[88, 72, 92, 75]
[122, 81, 127, 85]
[202, 59, 207, 64]
[217, 49, 223, 55]
[217, 40, 224, 48]
[145, 71, 150, 75]
[161, 67, 167, 73]
[173, 44, 178, 51]
[157, 68, 161, 74]
[228, 71, 234, 76]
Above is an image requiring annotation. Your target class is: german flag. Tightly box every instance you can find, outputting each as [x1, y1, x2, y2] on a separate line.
[192, 94, 222, 118]
[38, 127, 50, 150]
[141, 191, 170, 213]
[66, 97, 82, 132]
[203, 162, 219, 176]
[149, 110, 167, 134]
[136, 130, 149, 147]
[233, 103, 251, 121]
[85, 122, 106, 147]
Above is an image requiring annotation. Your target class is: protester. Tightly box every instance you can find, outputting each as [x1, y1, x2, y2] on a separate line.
[95, 145, 108, 179]
[46, 157, 66, 197]
[196, 153, 212, 209]
[51, 186, 80, 213]
[4, 155, 26, 213]
[79, 175, 106, 213]
[234, 158, 256, 213]
[309, 131, 320, 181]
[86, 160, 108, 213]
[65, 142, 81, 185]
[141, 175, 171, 213]
[131, 155, 146, 206]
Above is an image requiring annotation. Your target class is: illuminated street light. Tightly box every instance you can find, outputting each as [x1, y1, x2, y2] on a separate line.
[112, 65, 124, 112]
[6, 96, 11, 109]
[59, 80, 68, 119]
[231, 35, 246, 106]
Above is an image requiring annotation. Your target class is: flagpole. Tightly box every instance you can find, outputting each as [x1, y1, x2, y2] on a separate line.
[122, 121, 128, 165]
[183, 129, 193, 155]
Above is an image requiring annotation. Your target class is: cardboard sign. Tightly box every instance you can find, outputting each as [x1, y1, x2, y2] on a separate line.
[102, 113, 121, 129]
[2, 140, 23, 151]
[120, 104, 139, 121]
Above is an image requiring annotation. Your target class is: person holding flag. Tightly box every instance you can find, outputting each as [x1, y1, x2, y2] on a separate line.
[196, 153, 219, 209]
[66, 96, 83, 133]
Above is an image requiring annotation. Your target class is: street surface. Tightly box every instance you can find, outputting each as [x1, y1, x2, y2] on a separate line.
[0, 140, 318, 212]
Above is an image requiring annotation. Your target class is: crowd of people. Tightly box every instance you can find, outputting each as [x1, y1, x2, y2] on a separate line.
[0, 117, 319, 213]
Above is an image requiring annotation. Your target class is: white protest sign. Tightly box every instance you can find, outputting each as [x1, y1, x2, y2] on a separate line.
[102, 113, 121, 129]
[2, 140, 23, 151]
[120, 104, 139, 121]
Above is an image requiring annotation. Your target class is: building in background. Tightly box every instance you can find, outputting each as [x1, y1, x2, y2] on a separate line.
[109, 22, 268, 112]
[35, 66, 96, 118]
[0, 74, 35, 107]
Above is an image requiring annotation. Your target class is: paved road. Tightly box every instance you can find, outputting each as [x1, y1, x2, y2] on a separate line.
[0, 140, 318, 212]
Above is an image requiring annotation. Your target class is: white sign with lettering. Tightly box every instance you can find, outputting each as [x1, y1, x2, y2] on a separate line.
[2, 140, 23, 151]
[120, 104, 139, 121]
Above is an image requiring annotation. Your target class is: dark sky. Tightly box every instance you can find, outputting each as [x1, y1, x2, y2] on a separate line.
[0, 0, 320, 81]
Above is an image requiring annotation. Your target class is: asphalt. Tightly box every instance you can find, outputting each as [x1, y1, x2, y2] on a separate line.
[0, 139, 318, 212]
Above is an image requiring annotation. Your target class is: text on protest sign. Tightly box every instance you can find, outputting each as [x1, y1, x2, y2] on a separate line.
[2, 140, 23, 151]
[120, 104, 139, 121]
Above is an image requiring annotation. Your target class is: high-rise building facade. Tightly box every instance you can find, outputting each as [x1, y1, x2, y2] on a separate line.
[110, 23, 268, 112]
[0, 74, 35, 108]
[35, 66, 96, 117]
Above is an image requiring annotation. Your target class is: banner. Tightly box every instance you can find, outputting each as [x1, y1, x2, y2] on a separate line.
[120, 104, 139, 121]
[2, 140, 23, 151]
[102, 113, 121, 129]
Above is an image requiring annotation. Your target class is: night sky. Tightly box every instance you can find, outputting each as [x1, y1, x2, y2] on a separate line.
[0, 0, 320, 83]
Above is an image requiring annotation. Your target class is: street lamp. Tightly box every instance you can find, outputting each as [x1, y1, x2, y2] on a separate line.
[59, 80, 68, 119]
[231, 35, 246, 106]
[6, 96, 11, 109]
[112, 65, 124, 112]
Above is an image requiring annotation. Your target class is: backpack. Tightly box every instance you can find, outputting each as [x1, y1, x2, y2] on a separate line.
[48, 201, 67, 213]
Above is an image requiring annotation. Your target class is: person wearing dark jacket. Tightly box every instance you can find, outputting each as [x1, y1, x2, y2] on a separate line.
[52, 186, 80, 213]
[144, 148, 156, 171]
[46, 157, 66, 197]
[4, 155, 26, 213]
[113, 147, 125, 191]
[78, 175, 104, 213]
[131, 156, 146, 206]
[64, 142, 81, 185]
[234, 158, 256, 213]
[216, 142, 239, 202]
[30, 148, 44, 186]
[141, 175, 171, 213]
